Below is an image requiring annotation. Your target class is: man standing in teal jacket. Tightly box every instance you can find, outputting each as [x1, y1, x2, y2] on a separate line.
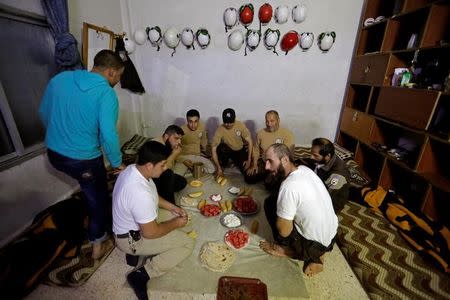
[39, 50, 125, 259]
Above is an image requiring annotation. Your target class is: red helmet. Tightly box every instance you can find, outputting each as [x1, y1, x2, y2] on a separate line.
[239, 4, 254, 27]
[258, 3, 273, 25]
[281, 31, 299, 55]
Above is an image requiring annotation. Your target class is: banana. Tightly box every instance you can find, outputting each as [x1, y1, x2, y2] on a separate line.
[226, 200, 232, 211]
[219, 177, 228, 186]
[219, 200, 227, 212]
[190, 180, 203, 187]
[197, 199, 207, 210]
[188, 191, 203, 198]
[216, 175, 224, 184]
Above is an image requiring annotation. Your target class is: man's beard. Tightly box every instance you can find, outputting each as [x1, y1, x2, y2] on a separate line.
[165, 140, 173, 153]
[267, 164, 287, 186]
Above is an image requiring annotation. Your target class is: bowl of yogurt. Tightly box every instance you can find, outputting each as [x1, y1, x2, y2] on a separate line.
[220, 212, 243, 228]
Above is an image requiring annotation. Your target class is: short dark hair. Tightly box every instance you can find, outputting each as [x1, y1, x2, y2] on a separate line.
[186, 109, 200, 119]
[163, 125, 184, 136]
[93, 49, 124, 70]
[312, 138, 335, 157]
[269, 143, 294, 163]
[136, 141, 170, 165]
[222, 108, 236, 123]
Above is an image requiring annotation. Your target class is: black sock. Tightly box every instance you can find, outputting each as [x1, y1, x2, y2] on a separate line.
[127, 267, 150, 300]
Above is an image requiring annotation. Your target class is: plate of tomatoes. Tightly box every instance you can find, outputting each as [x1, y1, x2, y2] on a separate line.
[224, 229, 250, 250]
[233, 196, 258, 215]
[200, 204, 221, 217]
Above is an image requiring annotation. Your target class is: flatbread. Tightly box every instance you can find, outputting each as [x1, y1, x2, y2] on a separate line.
[180, 196, 198, 207]
[199, 241, 235, 272]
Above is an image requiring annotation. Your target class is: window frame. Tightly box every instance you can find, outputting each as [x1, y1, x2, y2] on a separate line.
[0, 4, 53, 171]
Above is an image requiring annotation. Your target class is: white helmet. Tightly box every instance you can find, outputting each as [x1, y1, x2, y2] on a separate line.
[164, 27, 180, 56]
[147, 26, 162, 51]
[134, 28, 147, 45]
[274, 6, 289, 24]
[123, 37, 135, 53]
[264, 28, 280, 55]
[318, 31, 336, 52]
[292, 5, 307, 23]
[228, 29, 244, 51]
[223, 8, 238, 32]
[299, 32, 314, 50]
[245, 29, 261, 55]
[181, 28, 195, 49]
[196, 29, 211, 49]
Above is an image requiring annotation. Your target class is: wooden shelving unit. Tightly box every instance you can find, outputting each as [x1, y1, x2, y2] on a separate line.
[337, 0, 450, 225]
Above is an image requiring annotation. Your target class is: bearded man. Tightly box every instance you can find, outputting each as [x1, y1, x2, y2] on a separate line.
[260, 143, 337, 277]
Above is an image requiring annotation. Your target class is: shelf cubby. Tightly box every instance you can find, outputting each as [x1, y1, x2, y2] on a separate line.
[355, 143, 385, 183]
[382, 8, 429, 52]
[384, 51, 415, 86]
[421, 3, 450, 47]
[367, 87, 380, 114]
[401, 0, 435, 13]
[370, 119, 426, 168]
[379, 160, 429, 211]
[337, 131, 358, 153]
[363, 0, 398, 21]
[346, 84, 372, 111]
[428, 93, 450, 140]
[416, 137, 450, 192]
[422, 186, 450, 228]
[358, 22, 387, 55]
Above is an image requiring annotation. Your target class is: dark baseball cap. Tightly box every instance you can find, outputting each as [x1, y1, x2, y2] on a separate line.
[222, 108, 236, 123]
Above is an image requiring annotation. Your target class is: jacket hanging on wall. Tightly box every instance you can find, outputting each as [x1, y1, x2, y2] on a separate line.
[114, 37, 145, 94]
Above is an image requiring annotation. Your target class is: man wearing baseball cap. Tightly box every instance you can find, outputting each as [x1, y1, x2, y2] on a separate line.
[211, 108, 253, 178]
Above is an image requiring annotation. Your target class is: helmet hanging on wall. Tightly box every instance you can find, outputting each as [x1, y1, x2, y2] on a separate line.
[228, 29, 244, 51]
[123, 37, 136, 54]
[258, 3, 273, 25]
[134, 28, 147, 45]
[299, 32, 314, 51]
[245, 29, 261, 55]
[196, 29, 211, 49]
[181, 28, 195, 49]
[223, 7, 238, 32]
[264, 28, 280, 55]
[147, 26, 162, 51]
[239, 4, 254, 28]
[318, 31, 336, 52]
[280, 30, 299, 55]
[164, 27, 180, 56]
[292, 5, 307, 23]
[274, 6, 289, 24]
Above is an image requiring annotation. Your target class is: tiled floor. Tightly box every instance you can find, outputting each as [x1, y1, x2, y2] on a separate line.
[27, 243, 368, 300]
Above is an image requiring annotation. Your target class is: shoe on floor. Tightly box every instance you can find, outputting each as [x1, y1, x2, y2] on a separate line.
[127, 266, 150, 300]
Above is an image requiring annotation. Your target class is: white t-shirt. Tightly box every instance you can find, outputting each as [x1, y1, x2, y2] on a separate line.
[112, 164, 158, 235]
[277, 166, 338, 247]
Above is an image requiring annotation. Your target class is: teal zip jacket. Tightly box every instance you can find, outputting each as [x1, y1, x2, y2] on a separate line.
[39, 70, 122, 167]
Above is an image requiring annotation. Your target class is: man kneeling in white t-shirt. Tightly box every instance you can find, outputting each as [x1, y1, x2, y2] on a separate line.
[260, 143, 338, 277]
[113, 141, 194, 300]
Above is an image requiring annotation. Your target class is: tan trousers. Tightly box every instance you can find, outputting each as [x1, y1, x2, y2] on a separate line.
[115, 209, 195, 278]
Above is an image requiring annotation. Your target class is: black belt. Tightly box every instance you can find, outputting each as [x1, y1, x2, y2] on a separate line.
[116, 230, 141, 241]
[115, 232, 129, 239]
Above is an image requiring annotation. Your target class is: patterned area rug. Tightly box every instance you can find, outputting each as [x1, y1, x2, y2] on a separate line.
[337, 201, 450, 300]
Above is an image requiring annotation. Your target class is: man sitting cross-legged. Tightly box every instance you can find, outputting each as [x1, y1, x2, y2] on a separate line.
[113, 141, 194, 300]
[260, 143, 338, 277]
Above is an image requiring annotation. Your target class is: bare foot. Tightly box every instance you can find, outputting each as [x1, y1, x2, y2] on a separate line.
[259, 240, 294, 258]
[92, 239, 113, 260]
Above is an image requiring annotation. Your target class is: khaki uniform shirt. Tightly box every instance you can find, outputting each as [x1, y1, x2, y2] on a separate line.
[212, 120, 250, 151]
[254, 127, 294, 161]
[181, 122, 208, 155]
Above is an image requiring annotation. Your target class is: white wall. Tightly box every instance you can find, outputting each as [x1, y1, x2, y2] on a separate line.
[122, 0, 363, 144]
